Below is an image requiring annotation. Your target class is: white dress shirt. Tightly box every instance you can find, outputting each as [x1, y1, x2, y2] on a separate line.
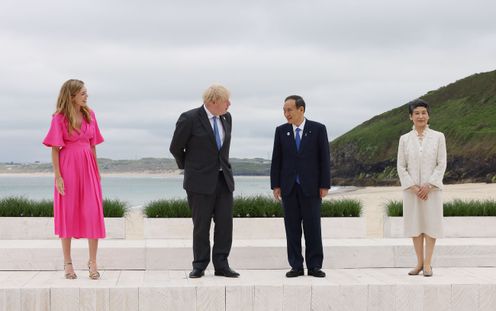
[292, 118, 306, 142]
[203, 105, 225, 144]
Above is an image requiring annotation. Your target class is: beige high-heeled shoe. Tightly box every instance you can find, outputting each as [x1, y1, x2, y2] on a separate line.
[64, 262, 77, 279]
[408, 266, 423, 276]
[88, 260, 100, 280]
[423, 265, 433, 277]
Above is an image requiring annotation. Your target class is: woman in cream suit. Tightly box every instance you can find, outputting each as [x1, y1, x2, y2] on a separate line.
[397, 99, 447, 277]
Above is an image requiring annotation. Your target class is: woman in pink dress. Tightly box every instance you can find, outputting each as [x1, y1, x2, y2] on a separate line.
[43, 79, 105, 280]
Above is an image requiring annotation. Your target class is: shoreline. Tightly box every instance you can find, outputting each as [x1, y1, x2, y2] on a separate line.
[0, 173, 278, 179]
[0, 172, 182, 177]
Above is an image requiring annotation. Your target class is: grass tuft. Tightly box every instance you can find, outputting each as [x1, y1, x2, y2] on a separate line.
[233, 196, 283, 217]
[322, 199, 362, 217]
[386, 199, 496, 217]
[102, 198, 129, 217]
[0, 196, 127, 217]
[143, 196, 362, 218]
[385, 200, 403, 217]
[0, 196, 53, 217]
[144, 199, 191, 218]
[444, 199, 496, 216]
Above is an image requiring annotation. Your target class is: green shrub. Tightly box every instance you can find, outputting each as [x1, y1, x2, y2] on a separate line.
[322, 199, 361, 217]
[386, 200, 403, 217]
[386, 199, 496, 217]
[234, 196, 283, 217]
[145, 199, 191, 218]
[0, 196, 127, 217]
[102, 198, 128, 217]
[444, 199, 496, 216]
[144, 196, 362, 218]
[0, 196, 52, 217]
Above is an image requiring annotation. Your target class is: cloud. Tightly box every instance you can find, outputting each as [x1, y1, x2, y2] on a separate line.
[1, 0, 495, 162]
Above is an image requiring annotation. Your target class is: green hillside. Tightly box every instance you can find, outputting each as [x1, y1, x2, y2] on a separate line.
[331, 70, 496, 185]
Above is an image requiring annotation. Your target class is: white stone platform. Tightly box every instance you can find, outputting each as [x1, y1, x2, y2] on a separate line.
[2, 268, 496, 311]
[1, 238, 496, 271]
[144, 217, 367, 239]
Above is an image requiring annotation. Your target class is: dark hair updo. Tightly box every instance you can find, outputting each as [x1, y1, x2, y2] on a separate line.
[408, 98, 430, 115]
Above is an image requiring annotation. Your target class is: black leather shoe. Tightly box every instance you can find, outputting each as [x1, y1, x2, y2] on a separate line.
[214, 267, 240, 278]
[308, 269, 326, 278]
[286, 269, 304, 278]
[189, 268, 205, 278]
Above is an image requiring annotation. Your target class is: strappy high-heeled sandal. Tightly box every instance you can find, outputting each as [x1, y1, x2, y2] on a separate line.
[64, 262, 77, 279]
[88, 260, 100, 280]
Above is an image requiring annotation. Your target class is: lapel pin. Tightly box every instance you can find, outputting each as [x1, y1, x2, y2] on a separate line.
[286, 132, 290, 136]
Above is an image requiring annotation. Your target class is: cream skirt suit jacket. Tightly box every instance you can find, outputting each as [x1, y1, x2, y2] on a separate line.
[397, 127, 447, 238]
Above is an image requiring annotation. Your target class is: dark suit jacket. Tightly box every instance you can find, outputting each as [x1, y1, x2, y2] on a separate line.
[270, 119, 331, 197]
[170, 106, 234, 194]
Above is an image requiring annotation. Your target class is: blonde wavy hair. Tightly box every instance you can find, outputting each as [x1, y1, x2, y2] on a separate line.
[202, 84, 230, 104]
[55, 79, 91, 134]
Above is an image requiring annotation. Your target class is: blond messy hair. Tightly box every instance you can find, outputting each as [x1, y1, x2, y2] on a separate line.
[55, 79, 91, 134]
[202, 84, 230, 104]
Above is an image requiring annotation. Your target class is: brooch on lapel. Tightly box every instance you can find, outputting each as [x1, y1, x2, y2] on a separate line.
[286, 132, 291, 136]
[305, 130, 311, 137]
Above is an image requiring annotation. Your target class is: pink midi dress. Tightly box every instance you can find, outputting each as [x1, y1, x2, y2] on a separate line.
[43, 110, 106, 238]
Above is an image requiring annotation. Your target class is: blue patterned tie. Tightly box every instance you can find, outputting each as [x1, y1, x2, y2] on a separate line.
[295, 128, 301, 151]
[213, 116, 222, 150]
[295, 128, 301, 183]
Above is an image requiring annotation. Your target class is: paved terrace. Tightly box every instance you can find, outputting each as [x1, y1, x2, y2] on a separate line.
[2, 268, 496, 311]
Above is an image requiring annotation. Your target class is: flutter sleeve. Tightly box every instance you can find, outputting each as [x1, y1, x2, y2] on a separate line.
[42, 114, 65, 147]
[90, 110, 104, 146]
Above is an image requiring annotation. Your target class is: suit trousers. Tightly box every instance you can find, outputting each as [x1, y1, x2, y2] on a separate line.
[282, 183, 324, 270]
[187, 172, 233, 270]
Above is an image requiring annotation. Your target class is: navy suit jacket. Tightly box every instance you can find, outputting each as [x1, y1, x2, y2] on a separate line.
[169, 106, 234, 194]
[270, 119, 331, 197]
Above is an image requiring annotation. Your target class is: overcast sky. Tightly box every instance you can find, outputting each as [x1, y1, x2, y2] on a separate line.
[1, 0, 495, 162]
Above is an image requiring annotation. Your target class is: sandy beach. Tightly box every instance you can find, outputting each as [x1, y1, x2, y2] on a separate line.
[329, 183, 496, 238]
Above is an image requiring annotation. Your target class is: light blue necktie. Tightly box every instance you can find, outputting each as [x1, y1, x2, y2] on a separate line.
[295, 128, 301, 183]
[213, 116, 222, 150]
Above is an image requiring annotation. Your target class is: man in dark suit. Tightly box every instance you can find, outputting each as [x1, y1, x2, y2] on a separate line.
[270, 95, 331, 278]
[170, 84, 239, 278]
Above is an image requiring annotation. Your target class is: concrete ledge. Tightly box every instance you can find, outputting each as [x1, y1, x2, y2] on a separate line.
[144, 217, 367, 239]
[1, 268, 496, 311]
[146, 238, 496, 270]
[0, 217, 126, 239]
[1, 238, 496, 271]
[0, 240, 145, 270]
[384, 217, 496, 238]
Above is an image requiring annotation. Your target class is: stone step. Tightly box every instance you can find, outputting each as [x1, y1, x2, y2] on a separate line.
[1, 238, 496, 271]
[2, 268, 496, 311]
